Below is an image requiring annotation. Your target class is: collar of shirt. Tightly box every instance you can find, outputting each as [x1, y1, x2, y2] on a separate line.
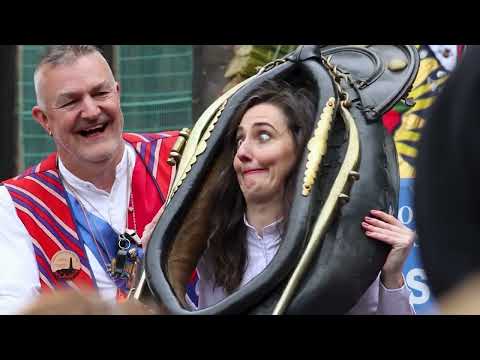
[58, 142, 135, 196]
[243, 214, 284, 248]
[58, 142, 136, 233]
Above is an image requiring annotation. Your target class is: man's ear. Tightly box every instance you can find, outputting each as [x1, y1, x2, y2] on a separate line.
[32, 106, 51, 136]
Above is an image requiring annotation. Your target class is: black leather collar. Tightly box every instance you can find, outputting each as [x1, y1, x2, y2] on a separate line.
[144, 45, 419, 314]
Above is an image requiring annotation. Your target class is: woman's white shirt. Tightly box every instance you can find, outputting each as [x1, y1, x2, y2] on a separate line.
[195, 216, 415, 314]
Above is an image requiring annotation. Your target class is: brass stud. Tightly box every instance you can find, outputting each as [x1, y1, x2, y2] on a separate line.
[167, 128, 190, 166]
[338, 193, 350, 204]
[167, 151, 181, 166]
[179, 128, 191, 137]
[349, 171, 360, 181]
[388, 59, 407, 72]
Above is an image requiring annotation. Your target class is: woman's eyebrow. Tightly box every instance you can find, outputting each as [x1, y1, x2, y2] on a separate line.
[251, 122, 277, 132]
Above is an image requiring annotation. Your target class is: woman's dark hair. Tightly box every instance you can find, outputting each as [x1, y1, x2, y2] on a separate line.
[204, 78, 317, 294]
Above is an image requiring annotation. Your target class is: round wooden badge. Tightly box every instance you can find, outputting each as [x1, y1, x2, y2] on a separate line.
[51, 250, 81, 280]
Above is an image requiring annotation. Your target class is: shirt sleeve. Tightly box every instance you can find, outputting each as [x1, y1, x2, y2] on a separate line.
[377, 274, 416, 315]
[0, 186, 41, 314]
[347, 273, 415, 315]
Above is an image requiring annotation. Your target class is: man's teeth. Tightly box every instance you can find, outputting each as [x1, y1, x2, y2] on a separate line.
[85, 124, 103, 131]
[80, 123, 107, 136]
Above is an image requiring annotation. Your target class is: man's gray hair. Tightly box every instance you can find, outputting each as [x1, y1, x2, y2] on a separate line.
[33, 45, 105, 108]
[36, 45, 102, 70]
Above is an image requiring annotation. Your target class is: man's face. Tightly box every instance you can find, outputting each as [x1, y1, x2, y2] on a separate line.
[32, 52, 124, 170]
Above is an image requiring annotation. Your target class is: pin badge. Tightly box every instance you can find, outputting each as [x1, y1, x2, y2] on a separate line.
[51, 250, 81, 280]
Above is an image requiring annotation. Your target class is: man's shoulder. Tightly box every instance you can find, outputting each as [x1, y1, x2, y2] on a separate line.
[0, 184, 16, 211]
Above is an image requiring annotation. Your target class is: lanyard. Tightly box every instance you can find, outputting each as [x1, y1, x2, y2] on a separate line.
[67, 192, 118, 274]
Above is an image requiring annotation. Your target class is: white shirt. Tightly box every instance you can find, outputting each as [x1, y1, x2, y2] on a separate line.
[0, 142, 136, 314]
[195, 217, 415, 314]
[195, 216, 283, 309]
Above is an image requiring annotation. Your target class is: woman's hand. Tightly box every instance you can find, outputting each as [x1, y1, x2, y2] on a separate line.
[361, 209, 415, 289]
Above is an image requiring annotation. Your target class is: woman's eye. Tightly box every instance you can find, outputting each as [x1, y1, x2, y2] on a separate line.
[259, 132, 271, 142]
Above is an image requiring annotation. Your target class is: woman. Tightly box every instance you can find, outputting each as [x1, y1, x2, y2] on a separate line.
[192, 79, 415, 314]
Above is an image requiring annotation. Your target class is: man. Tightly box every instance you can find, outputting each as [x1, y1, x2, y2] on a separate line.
[0, 46, 179, 314]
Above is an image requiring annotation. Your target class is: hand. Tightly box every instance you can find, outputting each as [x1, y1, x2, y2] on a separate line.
[140, 205, 165, 246]
[361, 209, 415, 289]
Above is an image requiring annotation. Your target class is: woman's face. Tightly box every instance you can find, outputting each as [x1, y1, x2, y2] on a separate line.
[233, 103, 297, 205]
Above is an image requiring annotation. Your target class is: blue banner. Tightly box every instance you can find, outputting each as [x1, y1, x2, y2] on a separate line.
[399, 178, 438, 314]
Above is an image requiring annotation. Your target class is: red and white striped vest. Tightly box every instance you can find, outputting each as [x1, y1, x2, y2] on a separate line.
[2, 131, 178, 294]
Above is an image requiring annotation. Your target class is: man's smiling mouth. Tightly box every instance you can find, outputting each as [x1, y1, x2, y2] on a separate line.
[78, 123, 108, 137]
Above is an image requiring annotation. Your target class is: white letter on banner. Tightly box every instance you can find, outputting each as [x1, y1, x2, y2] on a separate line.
[406, 268, 430, 305]
[398, 205, 414, 225]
